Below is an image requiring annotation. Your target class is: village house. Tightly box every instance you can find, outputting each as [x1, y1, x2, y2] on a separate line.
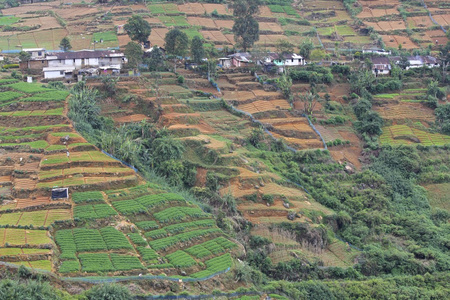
[390, 55, 440, 70]
[18, 49, 126, 79]
[260, 52, 305, 73]
[228, 52, 252, 67]
[371, 57, 391, 76]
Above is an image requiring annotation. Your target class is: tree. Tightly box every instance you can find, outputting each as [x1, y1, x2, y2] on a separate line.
[101, 75, 118, 97]
[299, 40, 314, 59]
[85, 283, 132, 300]
[59, 37, 72, 51]
[435, 104, 450, 134]
[191, 36, 205, 64]
[165, 29, 189, 72]
[295, 92, 319, 115]
[310, 49, 326, 61]
[18, 51, 31, 62]
[232, 0, 261, 51]
[276, 39, 295, 55]
[398, 54, 410, 70]
[164, 28, 189, 57]
[144, 46, 166, 72]
[124, 15, 151, 44]
[276, 74, 292, 100]
[438, 42, 450, 83]
[124, 41, 144, 70]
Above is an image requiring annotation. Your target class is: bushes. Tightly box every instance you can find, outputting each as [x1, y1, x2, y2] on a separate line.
[72, 191, 104, 204]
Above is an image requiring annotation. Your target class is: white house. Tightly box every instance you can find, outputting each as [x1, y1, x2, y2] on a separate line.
[43, 66, 76, 79]
[218, 57, 232, 68]
[371, 57, 391, 76]
[262, 52, 305, 67]
[47, 50, 125, 68]
[362, 48, 391, 56]
[22, 48, 46, 59]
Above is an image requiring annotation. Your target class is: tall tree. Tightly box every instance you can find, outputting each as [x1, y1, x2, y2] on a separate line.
[164, 29, 189, 72]
[124, 41, 144, 70]
[232, 0, 261, 51]
[164, 29, 189, 57]
[191, 36, 205, 64]
[144, 46, 166, 72]
[59, 37, 72, 51]
[438, 42, 450, 83]
[299, 40, 314, 59]
[124, 15, 151, 44]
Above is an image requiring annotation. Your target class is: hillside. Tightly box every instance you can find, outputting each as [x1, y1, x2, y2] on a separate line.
[0, 74, 241, 286]
[1, 0, 447, 52]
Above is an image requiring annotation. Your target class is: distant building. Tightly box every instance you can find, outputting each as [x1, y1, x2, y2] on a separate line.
[19, 50, 126, 79]
[22, 48, 46, 59]
[229, 52, 252, 67]
[257, 52, 305, 73]
[390, 55, 440, 70]
[43, 66, 76, 80]
[218, 57, 232, 69]
[362, 48, 391, 56]
[371, 57, 391, 76]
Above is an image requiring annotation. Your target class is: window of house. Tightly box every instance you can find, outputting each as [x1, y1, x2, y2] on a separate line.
[38, 52, 42, 56]
[60, 71, 64, 75]
[73, 59, 75, 63]
[292, 59, 294, 62]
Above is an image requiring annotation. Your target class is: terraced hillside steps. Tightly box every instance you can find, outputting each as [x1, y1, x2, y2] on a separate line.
[217, 73, 324, 150]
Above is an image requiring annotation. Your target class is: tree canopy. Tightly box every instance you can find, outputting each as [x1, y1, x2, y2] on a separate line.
[59, 37, 72, 52]
[232, 0, 262, 51]
[124, 15, 151, 44]
[164, 29, 189, 57]
[191, 36, 205, 64]
[124, 41, 144, 69]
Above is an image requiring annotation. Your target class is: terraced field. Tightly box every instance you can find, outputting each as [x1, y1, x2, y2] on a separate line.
[0, 76, 236, 278]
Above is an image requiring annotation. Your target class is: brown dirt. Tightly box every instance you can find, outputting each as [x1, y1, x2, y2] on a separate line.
[187, 17, 217, 28]
[113, 114, 150, 123]
[374, 102, 434, 121]
[194, 167, 207, 187]
[168, 123, 215, 134]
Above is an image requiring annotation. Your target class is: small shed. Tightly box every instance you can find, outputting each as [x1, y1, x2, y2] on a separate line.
[43, 66, 75, 79]
[218, 57, 231, 69]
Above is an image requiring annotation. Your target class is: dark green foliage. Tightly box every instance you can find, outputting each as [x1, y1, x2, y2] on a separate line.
[165, 29, 189, 57]
[59, 37, 72, 51]
[124, 42, 144, 69]
[124, 15, 151, 44]
[435, 104, 450, 134]
[191, 36, 205, 64]
[85, 283, 132, 300]
[144, 46, 166, 72]
[232, 0, 261, 51]
[0, 279, 63, 300]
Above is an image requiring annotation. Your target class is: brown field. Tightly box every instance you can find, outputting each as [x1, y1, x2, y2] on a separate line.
[201, 30, 232, 43]
[304, 1, 345, 10]
[54, 7, 100, 19]
[202, 4, 231, 15]
[238, 100, 288, 114]
[259, 22, 283, 32]
[113, 114, 149, 123]
[374, 103, 435, 121]
[178, 3, 206, 15]
[214, 19, 234, 30]
[259, 6, 274, 17]
[382, 34, 417, 49]
[187, 17, 217, 28]
[359, 0, 400, 7]
[257, 34, 288, 44]
[408, 16, 435, 28]
[270, 131, 323, 149]
[358, 8, 399, 18]
[149, 28, 169, 47]
[433, 15, 450, 26]
[1, 3, 56, 15]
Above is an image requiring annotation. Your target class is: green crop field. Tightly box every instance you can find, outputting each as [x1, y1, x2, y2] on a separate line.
[166, 250, 197, 268]
[190, 253, 232, 278]
[7, 82, 52, 93]
[73, 204, 117, 220]
[380, 125, 450, 146]
[59, 260, 80, 273]
[78, 253, 115, 273]
[0, 16, 20, 26]
[0, 91, 23, 103]
[93, 31, 118, 43]
[72, 191, 104, 204]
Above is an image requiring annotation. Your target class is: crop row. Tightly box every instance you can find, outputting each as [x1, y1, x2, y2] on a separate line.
[55, 227, 133, 253]
[190, 253, 232, 278]
[111, 193, 186, 215]
[166, 250, 197, 268]
[127, 233, 148, 246]
[154, 206, 209, 223]
[185, 237, 236, 259]
[73, 204, 117, 220]
[136, 221, 159, 230]
[144, 219, 217, 240]
[77, 253, 145, 273]
[72, 191, 104, 204]
[136, 247, 159, 262]
[59, 260, 80, 273]
[149, 228, 221, 251]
